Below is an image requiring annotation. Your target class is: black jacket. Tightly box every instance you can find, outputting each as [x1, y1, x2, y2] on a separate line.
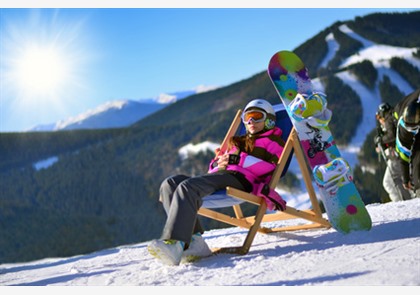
[388, 89, 420, 190]
[380, 111, 397, 148]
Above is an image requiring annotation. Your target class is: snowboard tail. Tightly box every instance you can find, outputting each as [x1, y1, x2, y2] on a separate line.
[268, 50, 372, 234]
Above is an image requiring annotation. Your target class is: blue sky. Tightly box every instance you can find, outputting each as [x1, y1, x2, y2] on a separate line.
[0, 7, 418, 132]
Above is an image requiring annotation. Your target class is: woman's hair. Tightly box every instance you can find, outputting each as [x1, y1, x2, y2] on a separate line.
[228, 135, 255, 153]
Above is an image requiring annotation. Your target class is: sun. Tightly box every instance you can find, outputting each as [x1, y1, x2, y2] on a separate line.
[15, 44, 70, 97]
[1, 9, 92, 113]
[0, 9, 96, 131]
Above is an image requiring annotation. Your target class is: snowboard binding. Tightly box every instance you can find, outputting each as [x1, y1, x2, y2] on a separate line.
[289, 92, 332, 128]
[313, 158, 353, 194]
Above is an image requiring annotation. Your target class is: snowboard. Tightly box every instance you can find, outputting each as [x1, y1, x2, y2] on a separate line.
[267, 50, 372, 234]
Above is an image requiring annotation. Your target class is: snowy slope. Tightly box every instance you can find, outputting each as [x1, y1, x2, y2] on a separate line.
[0, 198, 418, 286]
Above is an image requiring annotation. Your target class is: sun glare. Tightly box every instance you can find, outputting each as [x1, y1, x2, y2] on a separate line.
[1, 9, 91, 114]
[0, 9, 98, 131]
[16, 45, 69, 96]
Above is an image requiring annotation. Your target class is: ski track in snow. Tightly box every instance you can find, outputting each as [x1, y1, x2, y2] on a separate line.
[376, 66, 415, 95]
[319, 32, 340, 69]
[339, 24, 375, 48]
[336, 71, 380, 149]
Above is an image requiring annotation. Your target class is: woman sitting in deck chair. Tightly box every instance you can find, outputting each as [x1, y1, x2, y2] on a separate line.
[148, 99, 286, 265]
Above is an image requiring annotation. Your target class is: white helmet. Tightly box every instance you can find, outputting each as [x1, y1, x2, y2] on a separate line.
[244, 99, 275, 116]
[243, 99, 276, 130]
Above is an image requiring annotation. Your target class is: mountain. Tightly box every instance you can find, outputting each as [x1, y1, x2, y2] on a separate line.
[30, 100, 166, 131]
[0, 11, 419, 264]
[0, 198, 418, 286]
[29, 86, 218, 131]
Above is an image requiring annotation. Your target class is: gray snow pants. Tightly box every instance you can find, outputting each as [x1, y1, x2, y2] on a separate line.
[383, 159, 413, 201]
[159, 172, 248, 244]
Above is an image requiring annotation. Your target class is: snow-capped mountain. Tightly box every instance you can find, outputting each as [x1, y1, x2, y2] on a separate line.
[30, 100, 166, 131]
[30, 85, 218, 131]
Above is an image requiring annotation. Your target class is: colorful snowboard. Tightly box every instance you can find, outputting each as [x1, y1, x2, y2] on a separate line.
[267, 50, 371, 234]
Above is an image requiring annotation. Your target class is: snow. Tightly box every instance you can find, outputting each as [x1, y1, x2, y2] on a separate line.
[156, 93, 179, 104]
[54, 100, 131, 130]
[376, 66, 415, 94]
[195, 84, 219, 93]
[311, 77, 325, 93]
[0, 198, 419, 287]
[339, 24, 417, 69]
[319, 32, 340, 69]
[30, 99, 166, 131]
[336, 71, 380, 148]
[179, 141, 219, 160]
[342, 45, 418, 69]
[33, 156, 59, 171]
[339, 24, 374, 48]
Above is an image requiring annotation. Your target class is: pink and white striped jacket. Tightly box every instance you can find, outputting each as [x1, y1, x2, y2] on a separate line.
[208, 126, 284, 194]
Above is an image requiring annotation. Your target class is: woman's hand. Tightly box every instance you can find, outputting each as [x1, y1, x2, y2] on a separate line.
[403, 182, 413, 191]
[217, 153, 230, 169]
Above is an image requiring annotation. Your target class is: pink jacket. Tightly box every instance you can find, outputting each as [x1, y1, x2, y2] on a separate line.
[208, 126, 284, 196]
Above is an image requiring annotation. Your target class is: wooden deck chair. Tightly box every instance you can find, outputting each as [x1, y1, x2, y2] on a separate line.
[198, 104, 331, 255]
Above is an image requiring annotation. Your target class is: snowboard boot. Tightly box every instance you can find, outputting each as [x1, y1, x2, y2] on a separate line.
[181, 233, 212, 263]
[148, 239, 184, 266]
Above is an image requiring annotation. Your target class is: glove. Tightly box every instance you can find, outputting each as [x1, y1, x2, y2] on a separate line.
[255, 183, 286, 211]
[228, 154, 240, 165]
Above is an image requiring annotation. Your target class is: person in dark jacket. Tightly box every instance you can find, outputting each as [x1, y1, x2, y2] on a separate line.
[385, 89, 420, 199]
[375, 103, 411, 201]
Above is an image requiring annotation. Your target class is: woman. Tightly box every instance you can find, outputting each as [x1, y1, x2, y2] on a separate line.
[148, 99, 285, 265]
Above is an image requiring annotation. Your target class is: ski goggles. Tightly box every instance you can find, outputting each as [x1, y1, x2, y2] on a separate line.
[399, 117, 419, 133]
[242, 110, 267, 123]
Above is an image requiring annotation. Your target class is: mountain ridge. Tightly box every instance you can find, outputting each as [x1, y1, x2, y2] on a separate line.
[29, 85, 218, 131]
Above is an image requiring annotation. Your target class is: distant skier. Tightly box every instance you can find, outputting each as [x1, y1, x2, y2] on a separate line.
[374, 103, 410, 201]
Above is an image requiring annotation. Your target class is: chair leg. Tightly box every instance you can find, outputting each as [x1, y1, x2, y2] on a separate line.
[213, 201, 268, 255]
[240, 201, 267, 254]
